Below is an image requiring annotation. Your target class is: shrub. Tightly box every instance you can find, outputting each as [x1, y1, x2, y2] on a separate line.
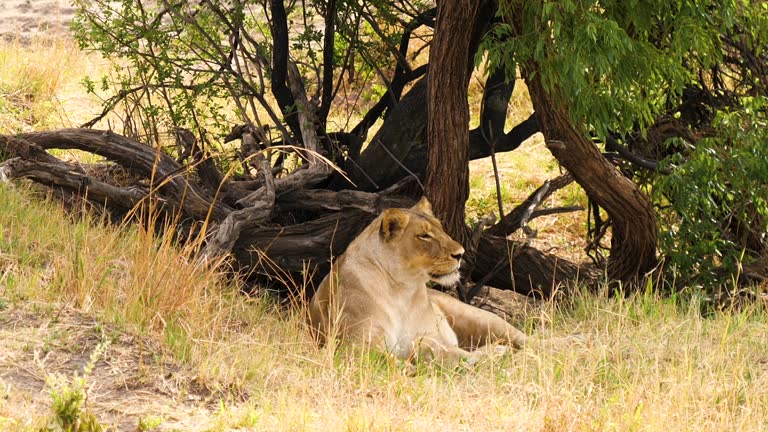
[655, 96, 768, 290]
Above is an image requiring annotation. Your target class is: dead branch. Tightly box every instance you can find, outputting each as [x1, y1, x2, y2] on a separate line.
[15, 129, 231, 221]
[286, 61, 324, 160]
[0, 157, 147, 211]
[0, 135, 70, 167]
[233, 209, 377, 283]
[202, 158, 276, 260]
[487, 173, 576, 236]
[277, 189, 412, 214]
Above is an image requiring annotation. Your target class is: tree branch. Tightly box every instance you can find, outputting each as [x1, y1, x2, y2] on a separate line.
[487, 173, 575, 237]
[604, 135, 669, 173]
[0, 157, 147, 211]
[269, 0, 302, 139]
[349, 8, 435, 139]
[319, 0, 337, 128]
[469, 113, 539, 159]
[15, 129, 231, 221]
[202, 158, 275, 260]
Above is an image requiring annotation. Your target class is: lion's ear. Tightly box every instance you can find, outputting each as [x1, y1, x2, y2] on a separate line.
[411, 197, 433, 215]
[379, 209, 410, 242]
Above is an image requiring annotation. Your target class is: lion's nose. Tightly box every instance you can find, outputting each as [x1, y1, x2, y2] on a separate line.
[451, 252, 463, 261]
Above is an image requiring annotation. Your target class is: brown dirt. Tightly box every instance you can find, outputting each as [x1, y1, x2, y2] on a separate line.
[0, 304, 222, 431]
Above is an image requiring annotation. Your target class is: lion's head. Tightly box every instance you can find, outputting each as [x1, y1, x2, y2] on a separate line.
[377, 198, 465, 286]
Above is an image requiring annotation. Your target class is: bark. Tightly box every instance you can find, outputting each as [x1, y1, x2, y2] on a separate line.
[523, 72, 658, 285]
[348, 8, 436, 140]
[349, 65, 428, 142]
[14, 129, 231, 221]
[277, 189, 411, 214]
[0, 135, 64, 165]
[425, 0, 480, 241]
[232, 210, 371, 289]
[319, 0, 337, 128]
[468, 114, 539, 159]
[0, 157, 146, 212]
[286, 61, 326, 161]
[201, 158, 275, 259]
[269, 0, 301, 139]
[203, 59, 333, 260]
[477, 66, 515, 144]
[174, 128, 224, 193]
[346, 78, 429, 191]
[472, 235, 598, 297]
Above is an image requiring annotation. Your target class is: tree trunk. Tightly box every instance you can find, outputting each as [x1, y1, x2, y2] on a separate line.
[472, 235, 598, 297]
[342, 77, 539, 193]
[425, 0, 480, 241]
[345, 78, 429, 192]
[524, 71, 658, 285]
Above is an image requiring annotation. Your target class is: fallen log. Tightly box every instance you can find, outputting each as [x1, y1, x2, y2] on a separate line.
[15, 129, 231, 221]
[0, 157, 147, 211]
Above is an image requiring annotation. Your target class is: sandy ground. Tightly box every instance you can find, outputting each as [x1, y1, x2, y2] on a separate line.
[0, 304, 221, 430]
[0, 0, 75, 42]
[0, 3, 220, 428]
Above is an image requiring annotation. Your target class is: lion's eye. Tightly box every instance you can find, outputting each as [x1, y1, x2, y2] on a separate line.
[417, 233, 432, 241]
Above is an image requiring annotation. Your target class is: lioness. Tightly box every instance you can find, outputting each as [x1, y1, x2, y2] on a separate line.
[309, 198, 530, 364]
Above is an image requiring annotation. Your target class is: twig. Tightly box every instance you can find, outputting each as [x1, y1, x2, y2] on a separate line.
[530, 206, 583, 219]
[487, 173, 575, 236]
[373, 138, 424, 191]
[604, 135, 669, 174]
[519, 181, 550, 239]
[481, 121, 505, 218]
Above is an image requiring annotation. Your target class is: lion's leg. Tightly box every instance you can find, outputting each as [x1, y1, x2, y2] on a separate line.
[408, 336, 480, 367]
[427, 289, 528, 350]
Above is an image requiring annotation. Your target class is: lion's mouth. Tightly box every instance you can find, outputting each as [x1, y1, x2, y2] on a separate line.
[429, 270, 461, 286]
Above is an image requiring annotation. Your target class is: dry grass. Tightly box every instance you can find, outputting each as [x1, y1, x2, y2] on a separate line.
[1, 183, 768, 431]
[0, 35, 104, 133]
[1, 32, 767, 432]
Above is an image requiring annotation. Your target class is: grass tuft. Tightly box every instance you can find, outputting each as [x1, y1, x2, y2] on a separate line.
[0, 36, 96, 133]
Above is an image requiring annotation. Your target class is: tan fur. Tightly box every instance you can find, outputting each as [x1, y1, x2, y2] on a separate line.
[308, 198, 528, 365]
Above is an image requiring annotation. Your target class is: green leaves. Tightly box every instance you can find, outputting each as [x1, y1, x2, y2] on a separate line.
[484, 0, 734, 139]
[72, 0, 234, 139]
[655, 96, 768, 288]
